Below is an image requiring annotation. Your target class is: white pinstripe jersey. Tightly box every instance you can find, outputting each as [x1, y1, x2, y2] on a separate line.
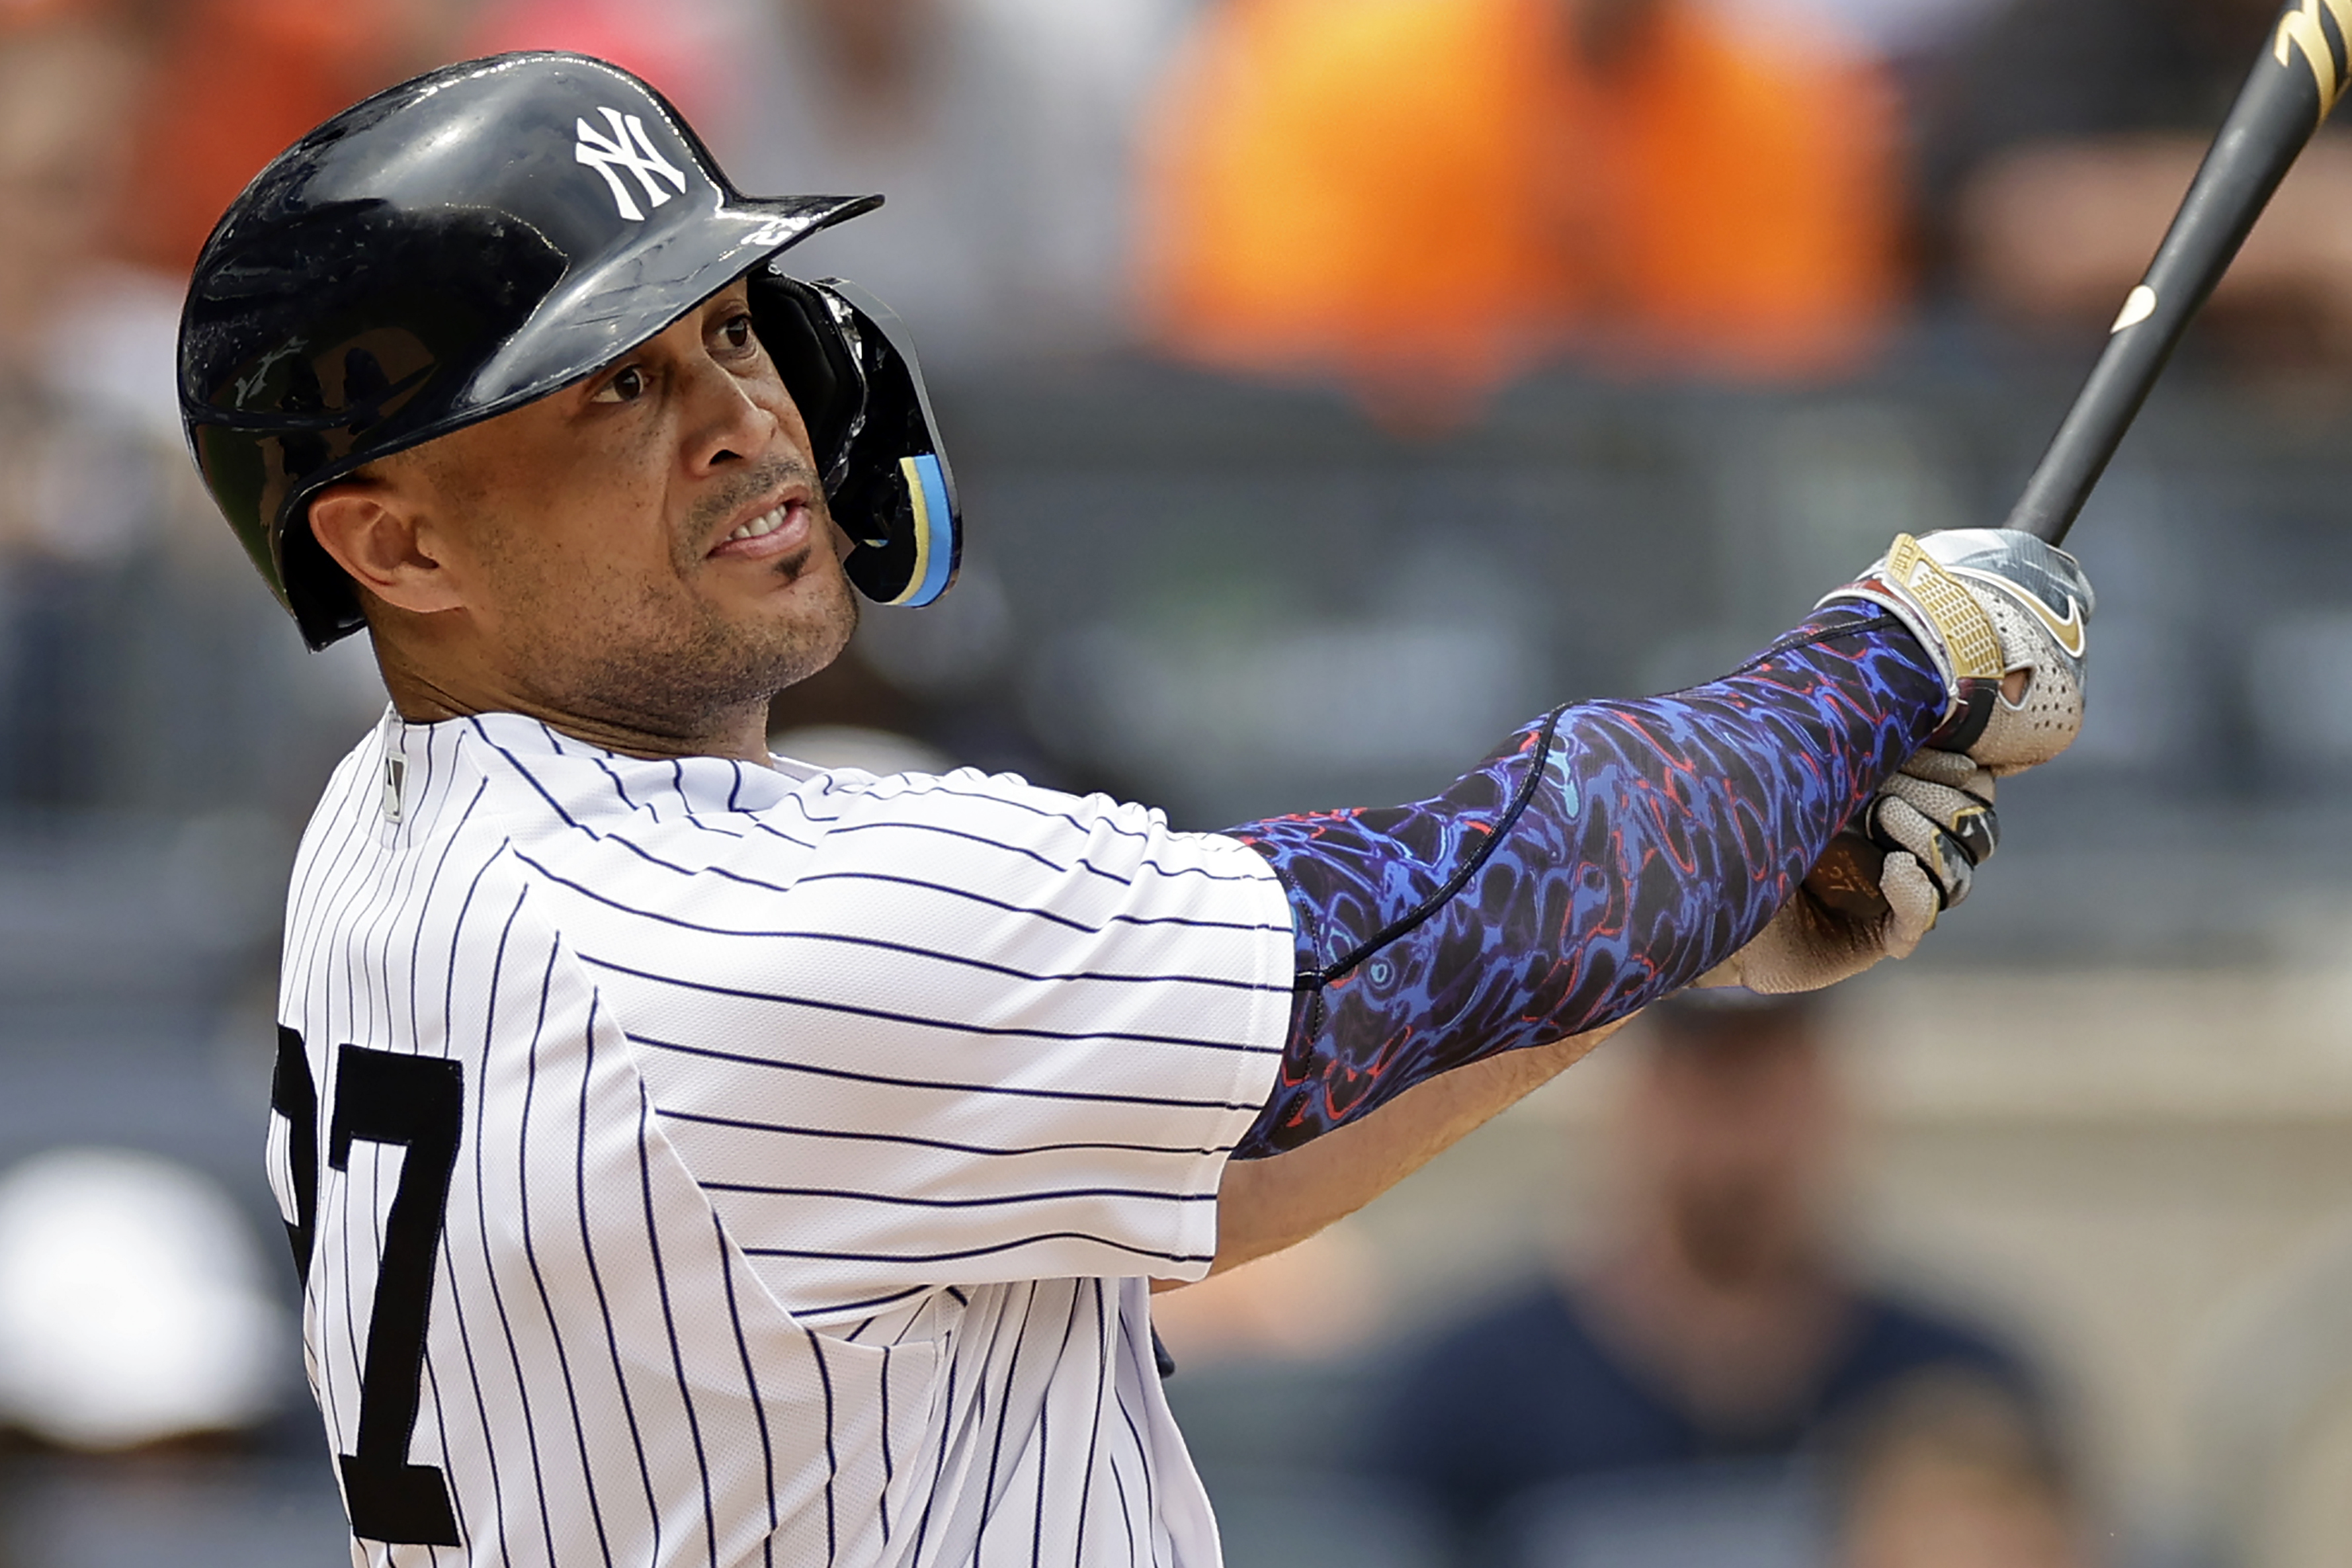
[266, 710, 1294, 1568]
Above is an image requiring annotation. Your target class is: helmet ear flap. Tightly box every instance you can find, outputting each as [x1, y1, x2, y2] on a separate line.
[747, 268, 960, 608]
[747, 268, 859, 489]
[851, 452, 957, 608]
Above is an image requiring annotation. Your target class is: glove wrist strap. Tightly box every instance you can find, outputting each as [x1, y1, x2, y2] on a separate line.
[1818, 532, 2005, 742]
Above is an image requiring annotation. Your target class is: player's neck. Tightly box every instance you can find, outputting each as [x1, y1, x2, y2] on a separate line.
[372, 642, 776, 767]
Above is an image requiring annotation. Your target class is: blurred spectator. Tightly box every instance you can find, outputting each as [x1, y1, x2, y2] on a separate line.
[110, 0, 461, 277]
[1837, 1374, 2082, 1568]
[706, 0, 1189, 372]
[1921, 0, 2352, 362]
[0, 9, 138, 370]
[1801, 0, 2007, 81]
[1137, 0, 1903, 425]
[466, 0, 749, 127]
[473, 0, 1187, 374]
[465, 0, 1189, 354]
[0, 7, 355, 816]
[0, 10, 155, 804]
[1364, 991, 2066, 1566]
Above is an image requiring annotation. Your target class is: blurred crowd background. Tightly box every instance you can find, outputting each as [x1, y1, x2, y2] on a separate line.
[4, 0, 2352, 1564]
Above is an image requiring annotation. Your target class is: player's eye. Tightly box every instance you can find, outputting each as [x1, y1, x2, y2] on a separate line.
[716, 313, 755, 352]
[592, 365, 649, 404]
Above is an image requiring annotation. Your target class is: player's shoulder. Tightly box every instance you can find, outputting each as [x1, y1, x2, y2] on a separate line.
[376, 711, 1277, 923]
[764, 753, 1283, 897]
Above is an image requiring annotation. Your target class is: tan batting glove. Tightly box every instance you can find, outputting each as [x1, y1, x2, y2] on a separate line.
[1699, 747, 1998, 994]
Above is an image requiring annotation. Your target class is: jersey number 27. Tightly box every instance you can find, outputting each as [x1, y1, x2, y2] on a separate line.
[274, 1026, 464, 1547]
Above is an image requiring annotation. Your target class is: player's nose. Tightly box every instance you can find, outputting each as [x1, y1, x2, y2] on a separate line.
[679, 349, 784, 477]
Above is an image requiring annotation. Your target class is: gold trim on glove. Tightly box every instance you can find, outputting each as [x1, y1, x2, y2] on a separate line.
[1884, 534, 2005, 681]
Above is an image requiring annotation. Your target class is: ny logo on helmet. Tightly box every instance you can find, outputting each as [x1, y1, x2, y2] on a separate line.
[574, 106, 689, 222]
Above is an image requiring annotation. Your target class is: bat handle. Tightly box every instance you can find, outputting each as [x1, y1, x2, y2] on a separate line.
[1806, 829, 1890, 923]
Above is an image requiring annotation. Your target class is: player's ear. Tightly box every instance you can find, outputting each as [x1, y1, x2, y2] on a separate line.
[307, 470, 466, 617]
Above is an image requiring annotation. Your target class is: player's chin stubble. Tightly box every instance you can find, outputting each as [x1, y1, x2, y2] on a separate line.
[530, 462, 859, 741]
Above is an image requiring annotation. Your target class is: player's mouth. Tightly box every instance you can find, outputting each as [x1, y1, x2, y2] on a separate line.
[706, 487, 814, 563]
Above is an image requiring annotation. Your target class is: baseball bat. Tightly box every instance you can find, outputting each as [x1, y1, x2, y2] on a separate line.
[1804, 0, 2351, 922]
[2008, 0, 2352, 544]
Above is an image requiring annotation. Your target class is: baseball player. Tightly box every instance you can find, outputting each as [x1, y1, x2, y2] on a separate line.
[177, 53, 2091, 1568]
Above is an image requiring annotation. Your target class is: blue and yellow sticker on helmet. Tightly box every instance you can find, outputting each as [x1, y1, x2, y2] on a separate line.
[889, 454, 958, 608]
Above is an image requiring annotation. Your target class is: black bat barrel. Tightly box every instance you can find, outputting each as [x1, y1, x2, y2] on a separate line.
[2005, 0, 2347, 544]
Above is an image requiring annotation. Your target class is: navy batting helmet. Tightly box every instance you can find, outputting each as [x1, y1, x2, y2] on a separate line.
[177, 52, 960, 651]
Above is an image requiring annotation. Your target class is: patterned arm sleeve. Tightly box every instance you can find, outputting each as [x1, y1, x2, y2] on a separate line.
[1221, 608, 1945, 1158]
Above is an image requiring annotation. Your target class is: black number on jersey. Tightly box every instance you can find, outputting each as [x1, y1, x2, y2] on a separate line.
[275, 1032, 465, 1547]
[269, 1026, 319, 1286]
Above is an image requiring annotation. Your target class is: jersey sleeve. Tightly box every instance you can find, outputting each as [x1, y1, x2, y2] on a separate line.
[560, 767, 1296, 1309]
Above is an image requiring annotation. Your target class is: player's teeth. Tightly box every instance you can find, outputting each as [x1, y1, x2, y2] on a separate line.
[728, 506, 786, 542]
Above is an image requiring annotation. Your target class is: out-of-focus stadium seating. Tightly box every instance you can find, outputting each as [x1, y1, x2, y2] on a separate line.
[9, 340, 2352, 1561]
[13, 1, 2352, 1563]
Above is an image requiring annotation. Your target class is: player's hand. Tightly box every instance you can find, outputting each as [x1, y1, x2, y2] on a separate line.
[1820, 528, 2092, 776]
[1699, 749, 1997, 993]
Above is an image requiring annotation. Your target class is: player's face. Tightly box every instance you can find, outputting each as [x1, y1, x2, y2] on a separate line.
[391, 281, 857, 746]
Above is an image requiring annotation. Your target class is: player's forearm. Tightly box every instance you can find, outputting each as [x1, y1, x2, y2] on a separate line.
[1222, 608, 1942, 1158]
[1202, 1020, 1628, 1276]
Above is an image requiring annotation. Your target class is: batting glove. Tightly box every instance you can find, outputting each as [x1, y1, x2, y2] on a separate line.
[1700, 747, 1997, 993]
[1820, 528, 2093, 776]
[1699, 522, 2094, 996]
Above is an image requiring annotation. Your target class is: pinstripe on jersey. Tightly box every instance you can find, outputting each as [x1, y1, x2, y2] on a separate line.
[268, 710, 1294, 1568]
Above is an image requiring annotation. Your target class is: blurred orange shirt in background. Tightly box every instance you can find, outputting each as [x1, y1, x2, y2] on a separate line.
[1139, 0, 1902, 409]
[113, 0, 441, 276]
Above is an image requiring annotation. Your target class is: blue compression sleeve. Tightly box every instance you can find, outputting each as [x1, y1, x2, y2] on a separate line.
[1221, 608, 1945, 1159]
